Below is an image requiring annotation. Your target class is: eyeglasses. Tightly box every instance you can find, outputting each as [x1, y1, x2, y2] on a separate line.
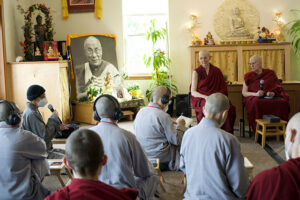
[249, 62, 256, 66]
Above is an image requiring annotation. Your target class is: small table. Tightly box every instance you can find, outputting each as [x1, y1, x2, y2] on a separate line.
[51, 138, 67, 144]
[48, 159, 73, 187]
[148, 158, 166, 192]
[255, 119, 287, 148]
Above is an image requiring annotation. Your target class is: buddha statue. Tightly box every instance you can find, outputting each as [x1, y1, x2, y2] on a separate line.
[47, 45, 55, 57]
[34, 15, 48, 55]
[35, 47, 41, 56]
[226, 7, 251, 38]
[206, 32, 215, 45]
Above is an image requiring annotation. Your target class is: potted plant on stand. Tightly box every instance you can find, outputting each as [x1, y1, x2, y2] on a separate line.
[144, 19, 178, 115]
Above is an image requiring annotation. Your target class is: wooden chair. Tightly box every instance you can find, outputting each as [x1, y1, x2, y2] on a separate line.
[255, 119, 287, 148]
[182, 174, 186, 195]
[148, 158, 166, 192]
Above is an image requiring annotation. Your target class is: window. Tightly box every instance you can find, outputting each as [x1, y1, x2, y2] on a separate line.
[123, 0, 169, 77]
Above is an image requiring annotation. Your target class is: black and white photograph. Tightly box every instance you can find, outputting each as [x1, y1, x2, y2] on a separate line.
[69, 35, 120, 100]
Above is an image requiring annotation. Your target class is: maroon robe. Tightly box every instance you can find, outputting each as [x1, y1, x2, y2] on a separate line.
[247, 157, 300, 200]
[243, 69, 289, 132]
[44, 179, 138, 200]
[190, 64, 236, 133]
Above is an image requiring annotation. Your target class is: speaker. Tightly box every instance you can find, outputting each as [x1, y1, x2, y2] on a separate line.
[176, 94, 191, 117]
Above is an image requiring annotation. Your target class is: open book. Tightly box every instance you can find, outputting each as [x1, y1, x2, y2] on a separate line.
[176, 116, 194, 128]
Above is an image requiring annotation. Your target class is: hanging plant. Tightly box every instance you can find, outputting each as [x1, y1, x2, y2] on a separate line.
[18, 3, 54, 61]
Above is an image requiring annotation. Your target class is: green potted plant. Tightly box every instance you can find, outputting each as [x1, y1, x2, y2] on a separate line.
[126, 83, 141, 99]
[144, 19, 178, 101]
[285, 9, 300, 54]
[86, 87, 103, 102]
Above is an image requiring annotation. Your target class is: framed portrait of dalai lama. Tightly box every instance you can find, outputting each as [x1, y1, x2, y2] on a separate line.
[67, 34, 119, 101]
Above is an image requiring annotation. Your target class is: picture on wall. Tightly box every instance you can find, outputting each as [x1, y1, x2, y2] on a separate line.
[67, 0, 95, 12]
[68, 34, 120, 101]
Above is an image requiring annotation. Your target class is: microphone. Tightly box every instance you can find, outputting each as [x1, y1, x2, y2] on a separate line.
[260, 80, 264, 90]
[48, 104, 62, 124]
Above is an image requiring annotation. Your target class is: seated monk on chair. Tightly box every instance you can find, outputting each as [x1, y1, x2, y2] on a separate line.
[190, 50, 236, 133]
[242, 55, 289, 132]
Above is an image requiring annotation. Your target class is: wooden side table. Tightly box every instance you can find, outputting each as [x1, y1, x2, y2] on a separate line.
[148, 158, 166, 192]
[48, 159, 73, 187]
[255, 119, 287, 148]
[51, 138, 67, 144]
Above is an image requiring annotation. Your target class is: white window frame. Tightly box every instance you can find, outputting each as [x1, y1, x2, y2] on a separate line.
[122, 6, 169, 78]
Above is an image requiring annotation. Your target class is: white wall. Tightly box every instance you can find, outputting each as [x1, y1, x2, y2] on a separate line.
[4, 0, 300, 94]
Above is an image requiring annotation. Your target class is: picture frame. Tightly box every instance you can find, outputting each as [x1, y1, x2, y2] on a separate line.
[43, 41, 59, 61]
[66, 34, 118, 101]
[67, 0, 95, 12]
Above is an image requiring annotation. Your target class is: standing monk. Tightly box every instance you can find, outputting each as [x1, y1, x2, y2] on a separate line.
[190, 50, 236, 133]
[242, 55, 289, 132]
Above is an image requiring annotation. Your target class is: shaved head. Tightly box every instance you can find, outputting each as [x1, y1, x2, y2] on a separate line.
[285, 112, 300, 159]
[151, 86, 170, 104]
[95, 96, 117, 119]
[250, 55, 262, 65]
[249, 55, 263, 74]
[199, 50, 210, 57]
[0, 101, 21, 122]
[204, 93, 229, 116]
[66, 128, 104, 177]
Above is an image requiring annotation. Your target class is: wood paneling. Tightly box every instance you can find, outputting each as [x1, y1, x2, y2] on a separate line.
[5, 61, 70, 123]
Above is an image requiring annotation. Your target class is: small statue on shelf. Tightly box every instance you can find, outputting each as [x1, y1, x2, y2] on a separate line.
[205, 32, 215, 45]
[35, 47, 41, 56]
[34, 15, 48, 55]
[47, 45, 55, 57]
[103, 72, 112, 93]
[58, 52, 63, 61]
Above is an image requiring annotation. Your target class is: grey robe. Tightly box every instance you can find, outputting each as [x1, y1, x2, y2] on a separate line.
[22, 102, 64, 158]
[90, 118, 159, 200]
[134, 102, 187, 170]
[0, 121, 50, 200]
[180, 118, 250, 200]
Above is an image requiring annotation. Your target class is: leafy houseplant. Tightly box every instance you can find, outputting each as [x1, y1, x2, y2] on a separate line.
[126, 83, 141, 99]
[285, 9, 300, 54]
[86, 87, 103, 102]
[144, 19, 178, 100]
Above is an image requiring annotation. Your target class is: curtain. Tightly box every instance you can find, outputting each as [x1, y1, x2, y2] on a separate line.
[195, 51, 238, 82]
[242, 50, 285, 80]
